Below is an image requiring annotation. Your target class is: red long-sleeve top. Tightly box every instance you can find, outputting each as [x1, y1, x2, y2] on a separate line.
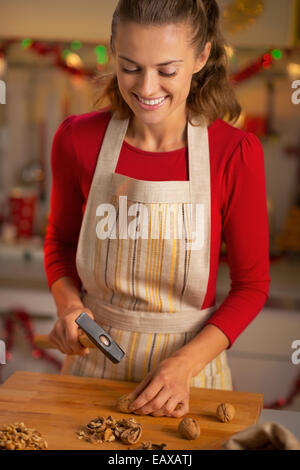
[44, 109, 271, 348]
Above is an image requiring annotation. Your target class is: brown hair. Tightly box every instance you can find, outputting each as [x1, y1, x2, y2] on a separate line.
[93, 0, 241, 126]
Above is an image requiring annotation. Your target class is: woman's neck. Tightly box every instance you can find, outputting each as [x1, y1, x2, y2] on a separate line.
[126, 113, 189, 152]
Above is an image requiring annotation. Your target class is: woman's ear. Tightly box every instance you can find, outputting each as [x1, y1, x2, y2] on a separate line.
[194, 41, 212, 74]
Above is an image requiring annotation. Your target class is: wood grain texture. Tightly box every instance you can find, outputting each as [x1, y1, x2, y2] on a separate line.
[0, 371, 263, 450]
[33, 334, 95, 350]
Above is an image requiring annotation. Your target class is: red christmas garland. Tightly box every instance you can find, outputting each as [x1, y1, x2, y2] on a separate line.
[264, 374, 300, 410]
[0, 39, 292, 83]
[1, 309, 62, 370]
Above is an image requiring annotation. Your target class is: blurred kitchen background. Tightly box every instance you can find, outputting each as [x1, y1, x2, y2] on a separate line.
[0, 0, 299, 411]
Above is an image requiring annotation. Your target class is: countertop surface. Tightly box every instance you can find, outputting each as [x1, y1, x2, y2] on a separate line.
[0, 370, 264, 450]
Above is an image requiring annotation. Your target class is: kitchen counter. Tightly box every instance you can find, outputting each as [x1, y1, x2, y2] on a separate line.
[0, 370, 264, 450]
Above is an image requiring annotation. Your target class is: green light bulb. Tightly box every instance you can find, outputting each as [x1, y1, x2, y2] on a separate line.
[71, 40, 82, 51]
[21, 38, 33, 49]
[272, 49, 282, 60]
[62, 49, 71, 60]
[95, 45, 108, 64]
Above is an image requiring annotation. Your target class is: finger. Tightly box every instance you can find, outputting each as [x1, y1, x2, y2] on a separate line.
[56, 322, 73, 355]
[49, 333, 67, 355]
[159, 397, 184, 417]
[128, 373, 154, 409]
[129, 377, 163, 413]
[150, 396, 178, 417]
[65, 320, 87, 355]
[136, 387, 172, 416]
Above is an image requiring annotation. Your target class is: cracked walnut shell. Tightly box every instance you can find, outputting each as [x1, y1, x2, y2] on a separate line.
[120, 426, 142, 444]
[216, 403, 235, 423]
[178, 417, 200, 440]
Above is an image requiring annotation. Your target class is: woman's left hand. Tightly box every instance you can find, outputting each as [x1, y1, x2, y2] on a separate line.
[128, 354, 193, 418]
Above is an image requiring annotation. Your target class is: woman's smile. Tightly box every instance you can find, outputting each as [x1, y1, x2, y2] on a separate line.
[132, 92, 169, 111]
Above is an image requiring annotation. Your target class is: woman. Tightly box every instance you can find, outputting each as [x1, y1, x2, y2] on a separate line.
[44, 0, 271, 418]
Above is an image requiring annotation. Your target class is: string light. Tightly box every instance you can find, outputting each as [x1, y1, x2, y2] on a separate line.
[71, 40, 82, 51]
[61, 49, 71, 60]
[21, 38, 33, 49]
[272, 49, 282, 60]
[287, 63, 300, 79]
[65, 52, 83, 69]
[95, 45, 108, 64]
[262, 53, 272, 69]
[225, 45, 235, 60]
[0, 53, 7, 77]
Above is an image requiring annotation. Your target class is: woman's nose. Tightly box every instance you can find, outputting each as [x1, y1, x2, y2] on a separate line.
[137, 71, 160, 97]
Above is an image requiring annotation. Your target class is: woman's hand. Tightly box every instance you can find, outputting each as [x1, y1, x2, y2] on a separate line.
[128, 355, 193, 418]
[49, 306, 94, 356]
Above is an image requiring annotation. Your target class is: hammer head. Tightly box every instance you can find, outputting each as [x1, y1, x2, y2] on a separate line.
[75, 312, 125, 364]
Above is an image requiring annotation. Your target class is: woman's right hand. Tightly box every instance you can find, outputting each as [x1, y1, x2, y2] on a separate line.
[49, 306, 94, 356]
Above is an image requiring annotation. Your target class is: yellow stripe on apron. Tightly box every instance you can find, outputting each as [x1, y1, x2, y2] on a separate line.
[60, 111, 233, 391]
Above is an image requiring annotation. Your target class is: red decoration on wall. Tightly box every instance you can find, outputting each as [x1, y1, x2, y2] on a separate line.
[243, 115, 268, 137]
[0, 39, 287, 84]
[264, 373, 300, 410]
[1, 309, 62, 370]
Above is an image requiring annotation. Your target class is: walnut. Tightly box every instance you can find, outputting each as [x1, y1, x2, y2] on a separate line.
[116, 393, 136, 413]
[120, 426, 142, 444]
[87, 416, 106, 432]
[103, 428, 116, 442]
[76, 415, 143, 447]
[132, 441, 167, 450]
[0, 422, 48, 450]
[178, 417, 200, 440]
[216, 403, 235, 423]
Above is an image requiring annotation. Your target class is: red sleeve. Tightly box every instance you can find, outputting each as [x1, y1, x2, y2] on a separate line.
[43, 115, 84, 292]
[204, 132, 271, 348]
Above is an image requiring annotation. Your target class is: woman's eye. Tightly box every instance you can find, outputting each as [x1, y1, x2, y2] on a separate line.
[121, 68, 177, 77]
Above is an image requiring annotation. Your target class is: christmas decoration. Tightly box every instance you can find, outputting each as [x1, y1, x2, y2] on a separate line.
[1, 309, 62, 370]
[264, 372, 300, 410]
[220, 0, 265, 34]
[0, 38, 286, 85]
[230, 48, 284, 84]
[243, 115, 268, 137]
[9, 187, 38, 239]
[0, 39, 105, 79]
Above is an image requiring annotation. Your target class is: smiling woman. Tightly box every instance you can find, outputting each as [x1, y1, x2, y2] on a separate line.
[45, 0, 270, 420]
[94, 0, 241, 128]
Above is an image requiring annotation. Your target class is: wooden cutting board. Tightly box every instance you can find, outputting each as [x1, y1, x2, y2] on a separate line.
[0, 371, 263, 450]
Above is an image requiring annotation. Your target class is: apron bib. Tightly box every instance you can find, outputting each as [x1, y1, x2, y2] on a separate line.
[61, 112, 233, 390]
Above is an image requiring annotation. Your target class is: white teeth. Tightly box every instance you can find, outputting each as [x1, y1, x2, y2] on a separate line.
[137, 95, 167, 105]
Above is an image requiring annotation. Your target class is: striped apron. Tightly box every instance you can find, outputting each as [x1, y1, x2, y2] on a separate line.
[61, 111, 233, 390]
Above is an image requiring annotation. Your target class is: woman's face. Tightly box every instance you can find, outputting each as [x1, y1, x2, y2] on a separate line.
[114, 21, 211, 124]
